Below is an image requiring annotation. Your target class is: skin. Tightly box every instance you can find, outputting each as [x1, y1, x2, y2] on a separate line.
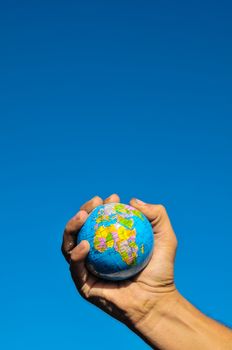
[61, 194, 232, 349]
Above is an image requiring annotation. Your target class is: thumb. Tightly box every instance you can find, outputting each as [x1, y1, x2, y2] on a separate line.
[130, 199, 177, 263]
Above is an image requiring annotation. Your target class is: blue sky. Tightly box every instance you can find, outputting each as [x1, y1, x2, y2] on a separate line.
[0, 1, 231, 349]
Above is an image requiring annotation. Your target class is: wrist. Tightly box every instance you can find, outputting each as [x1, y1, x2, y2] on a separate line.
[132, 289, 180, 337]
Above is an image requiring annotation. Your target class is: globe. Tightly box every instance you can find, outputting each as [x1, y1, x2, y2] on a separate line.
[77, 202, 154, 281]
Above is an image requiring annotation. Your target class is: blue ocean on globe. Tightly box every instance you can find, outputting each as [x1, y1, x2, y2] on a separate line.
[77, 203, 154, 281]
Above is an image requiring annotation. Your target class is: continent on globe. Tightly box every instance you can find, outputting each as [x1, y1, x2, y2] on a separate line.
[77, 203, 154, 281]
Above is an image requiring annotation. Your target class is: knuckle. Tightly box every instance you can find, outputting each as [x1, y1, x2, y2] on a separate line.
[92, 196, 102, 205]
[156, 204, 167, 215]
[61, 241, 70, 258]
[61, 247, 70, 262]
[64, 221, 72, 233]
[64, 221, 76, 235]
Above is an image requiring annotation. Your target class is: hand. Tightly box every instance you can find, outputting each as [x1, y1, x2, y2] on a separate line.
[62, 195, 232, 350]
[61, 194, 178, 331]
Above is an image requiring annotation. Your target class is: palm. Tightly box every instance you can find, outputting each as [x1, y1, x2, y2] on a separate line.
[75, 223, 175, 325]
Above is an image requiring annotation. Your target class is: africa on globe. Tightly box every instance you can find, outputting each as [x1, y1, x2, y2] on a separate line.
[77, 203, 154, 281]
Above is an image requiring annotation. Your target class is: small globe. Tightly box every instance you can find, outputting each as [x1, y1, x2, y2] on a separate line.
[77, 203, 154, 281]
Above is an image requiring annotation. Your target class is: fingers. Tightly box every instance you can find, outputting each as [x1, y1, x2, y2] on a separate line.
[103, 193, 120, 204]
[61, 210, 88, 262]
[62, 196, 103, 262]
[130, 198, 177, 261]
[69, 240, 91, 293]
[70, 240, 105, 300]
[80, 195, 103, 213]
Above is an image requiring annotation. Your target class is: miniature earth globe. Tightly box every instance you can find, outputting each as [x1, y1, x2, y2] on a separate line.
[77, 203, 154, 281]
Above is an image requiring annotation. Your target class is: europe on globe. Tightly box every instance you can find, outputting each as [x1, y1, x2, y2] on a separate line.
[77, 203, 154, 281]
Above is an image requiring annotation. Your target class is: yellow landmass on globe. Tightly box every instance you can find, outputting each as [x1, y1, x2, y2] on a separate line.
[94, 224, 138, 266]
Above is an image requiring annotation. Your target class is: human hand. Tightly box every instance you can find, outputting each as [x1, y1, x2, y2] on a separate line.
[61, 194, 178, 331]
[62, 195, 232, 350]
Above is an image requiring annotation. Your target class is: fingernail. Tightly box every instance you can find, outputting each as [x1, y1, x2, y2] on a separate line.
[71, 242, 85, 260]
[135, 198, 146, 205]
[77, 241, 86, 251]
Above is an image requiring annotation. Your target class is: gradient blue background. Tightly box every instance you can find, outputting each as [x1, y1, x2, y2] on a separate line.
[0, 1, 231, 349]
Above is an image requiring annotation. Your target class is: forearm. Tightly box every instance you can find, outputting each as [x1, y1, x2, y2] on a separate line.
[134, 291, 232, 350]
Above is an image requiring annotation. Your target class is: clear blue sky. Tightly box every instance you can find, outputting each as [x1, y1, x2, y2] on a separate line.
[0, 1, 231, 349]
